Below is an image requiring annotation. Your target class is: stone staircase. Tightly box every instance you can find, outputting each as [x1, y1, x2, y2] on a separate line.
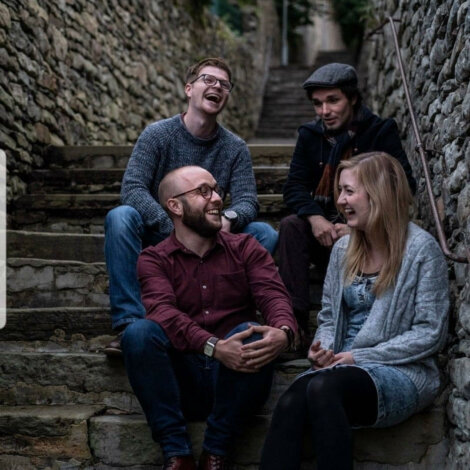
[2, 144, 447, 469]
[255, 51, 355, 140]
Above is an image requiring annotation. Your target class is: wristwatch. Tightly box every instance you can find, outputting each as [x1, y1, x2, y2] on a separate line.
[222, 210, 238, 223]
[203, 337, 219, 357]
[280, 326, 295, 352]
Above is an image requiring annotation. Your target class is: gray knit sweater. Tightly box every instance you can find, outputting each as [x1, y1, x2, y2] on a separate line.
[315, 222, 449, 409]
[121, 114, 258, 234]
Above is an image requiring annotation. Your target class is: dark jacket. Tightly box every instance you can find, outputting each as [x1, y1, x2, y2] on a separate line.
[283, 106, 417, 219]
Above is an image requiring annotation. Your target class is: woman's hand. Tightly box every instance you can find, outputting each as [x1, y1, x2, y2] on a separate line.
[331, 351, 355, 366]
[308, 340, 335, 370]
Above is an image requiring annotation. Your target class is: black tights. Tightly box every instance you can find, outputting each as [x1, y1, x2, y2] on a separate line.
[260, 367, 378, 470]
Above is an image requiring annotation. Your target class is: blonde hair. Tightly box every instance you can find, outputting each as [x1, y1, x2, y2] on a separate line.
[334, 152, 413, 296]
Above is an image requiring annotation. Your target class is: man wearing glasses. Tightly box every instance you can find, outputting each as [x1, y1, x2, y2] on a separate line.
[104, 58, 278, 356]
[122, 166, 297, 470]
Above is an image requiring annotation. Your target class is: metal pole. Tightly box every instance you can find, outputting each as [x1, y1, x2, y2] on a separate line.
[387, 16, 469, 263]
[281, 0, 288, 65]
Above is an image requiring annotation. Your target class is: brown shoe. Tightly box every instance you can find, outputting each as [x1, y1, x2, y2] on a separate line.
[198, 450, 231, 470]
[163, 455, 197, 470]
[103, 331, 124, 357]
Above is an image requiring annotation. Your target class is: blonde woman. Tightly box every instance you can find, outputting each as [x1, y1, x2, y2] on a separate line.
[260, 152, 449, 470]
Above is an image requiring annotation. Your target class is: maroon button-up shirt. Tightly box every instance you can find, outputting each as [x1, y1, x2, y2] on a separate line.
[137, 231, 296, 352]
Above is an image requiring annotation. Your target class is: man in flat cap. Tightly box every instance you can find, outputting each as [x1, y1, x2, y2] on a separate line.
[278, 63, 416, 346]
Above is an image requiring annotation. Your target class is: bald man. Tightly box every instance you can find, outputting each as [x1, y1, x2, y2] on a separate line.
[121, 166, 297, 470]
[104, 57, 278, 357]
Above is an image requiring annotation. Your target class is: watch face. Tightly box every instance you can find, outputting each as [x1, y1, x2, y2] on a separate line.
[223, 210, 238, 221]
[204, 337, 218, 357]
[204, 342, 214, 357]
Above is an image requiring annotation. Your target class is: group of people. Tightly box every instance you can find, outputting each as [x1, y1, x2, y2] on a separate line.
[103, 57, 449, 470]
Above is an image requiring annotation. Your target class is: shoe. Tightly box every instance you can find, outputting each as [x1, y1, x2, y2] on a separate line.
[198, 450, 231, 470]
[163, 455, 197, 470]
[103, 331, 124, 357]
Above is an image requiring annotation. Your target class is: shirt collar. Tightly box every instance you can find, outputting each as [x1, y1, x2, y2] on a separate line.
[166, 230, 225, 257]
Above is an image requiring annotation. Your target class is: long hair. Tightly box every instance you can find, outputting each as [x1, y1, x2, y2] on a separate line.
[334, 152, 413, 296]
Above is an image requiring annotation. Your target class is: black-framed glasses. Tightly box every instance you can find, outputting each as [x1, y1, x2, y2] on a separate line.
[172, 183, 225, 201]
[190, 74, 233, 92]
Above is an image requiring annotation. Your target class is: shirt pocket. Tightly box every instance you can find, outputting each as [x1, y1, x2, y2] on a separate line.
[214, 270, 251, 310]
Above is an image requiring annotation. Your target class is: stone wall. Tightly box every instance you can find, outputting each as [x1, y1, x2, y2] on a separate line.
[359, 0, 469, 467]
[0, 0, 279, 201]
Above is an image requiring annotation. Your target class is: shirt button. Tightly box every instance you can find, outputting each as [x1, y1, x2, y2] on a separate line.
[202, 285, 207, 289]
[204, 310, 209, 315]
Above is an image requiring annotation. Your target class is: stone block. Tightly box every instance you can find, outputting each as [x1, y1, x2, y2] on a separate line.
[2, 307, 112, 341]
[447, 432, 470, 469]
[0, 455, 36, 470]
[6, 263, 54, 292]
[0, 405, 102, 459]
[0, 351, 131, 394]
[449, 357, 470, 399]
[447, 394, 470, 438]
[7, 258, 109, 308]
[89, 415, 164, 466]
[457, 301, 470, 335]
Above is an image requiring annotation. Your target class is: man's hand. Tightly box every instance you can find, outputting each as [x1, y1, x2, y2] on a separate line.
[213, 327, 258, 373]
[240, 325, 288, 369]
[331, 351, 355, 366]
[333, 223, 350, 238]
[220, 216, 232, 232]
[308, 340, 335, 370]
[307, 215, 338, 247]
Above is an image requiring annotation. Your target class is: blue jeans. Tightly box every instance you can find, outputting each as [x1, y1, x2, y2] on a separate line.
[121, 320, 274, 458]
[104, 205, 278, 330]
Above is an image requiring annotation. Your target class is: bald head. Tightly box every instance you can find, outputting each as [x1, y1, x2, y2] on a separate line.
[158, 166, 215, 212]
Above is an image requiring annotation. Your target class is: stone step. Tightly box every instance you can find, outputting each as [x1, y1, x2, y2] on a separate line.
[7, 258, 109, 308]
[8, 230, 104, 262]
[256, 128, 299, 139]
[90, 406, 448, 469]
[0, 345, 307, 413]
[0, 404, 105, 464]
[44, 144, 294, 169]
[2, 307, 112, 341]
[0, 403, 445, 469]
[28, 165, 289, 194]
[12, 193, 287, 220]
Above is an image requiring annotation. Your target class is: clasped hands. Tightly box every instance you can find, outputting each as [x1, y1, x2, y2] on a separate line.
[213, 325, 288, 373]
[307, 215, 349, 247]
[308, 340, 354, 370]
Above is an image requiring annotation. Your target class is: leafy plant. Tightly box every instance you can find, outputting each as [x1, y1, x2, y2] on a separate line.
[275, 0, 316, 42]
[331, 0, 372, 56]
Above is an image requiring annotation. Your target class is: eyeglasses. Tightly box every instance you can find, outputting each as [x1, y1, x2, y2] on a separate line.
[172, 183, 225, 201]
[190, 74, 233, 92]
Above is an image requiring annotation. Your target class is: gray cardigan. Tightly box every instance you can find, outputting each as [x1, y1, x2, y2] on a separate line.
[121, 114, 258, 234]
[315, 222, 449, 409]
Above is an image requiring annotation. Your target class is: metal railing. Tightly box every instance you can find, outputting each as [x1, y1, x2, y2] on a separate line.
[367, 16, 469, 264]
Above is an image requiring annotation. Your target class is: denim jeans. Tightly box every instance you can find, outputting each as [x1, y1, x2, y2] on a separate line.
[104, 205, 278, 330]
[121, 320, 274, 458]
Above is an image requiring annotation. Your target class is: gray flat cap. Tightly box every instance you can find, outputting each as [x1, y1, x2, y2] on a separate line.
[303, 63, 358, 90]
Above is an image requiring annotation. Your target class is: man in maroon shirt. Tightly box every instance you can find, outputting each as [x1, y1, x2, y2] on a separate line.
[121, 166, 297, 470]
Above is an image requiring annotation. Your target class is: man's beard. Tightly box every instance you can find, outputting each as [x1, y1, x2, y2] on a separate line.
[181, 200, 221, 238]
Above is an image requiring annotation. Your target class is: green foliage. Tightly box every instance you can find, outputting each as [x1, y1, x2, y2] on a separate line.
[275, 0, 316, 41]
[186, 0, 213, 23]
[211, 0, 244, 34]
[331, 0, 372, 54]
